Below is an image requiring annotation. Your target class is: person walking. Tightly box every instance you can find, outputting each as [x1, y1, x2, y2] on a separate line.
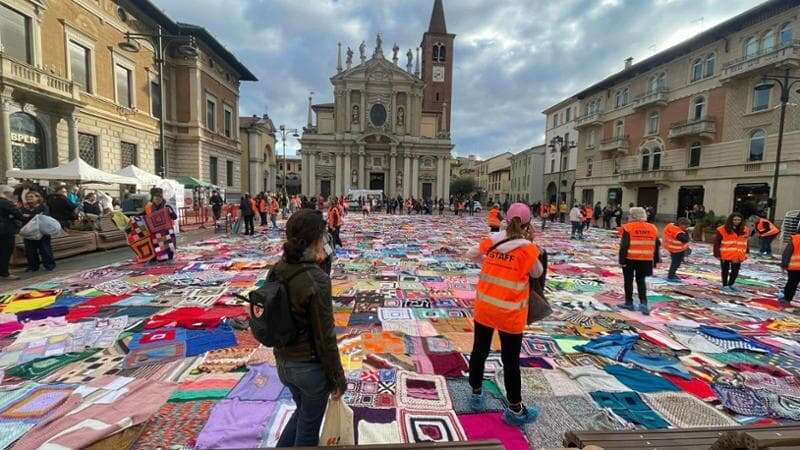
[778, 226, 800, 306]
[593, 202, 602, 228]
[583, 204, 593, 231]
[663, 218, 691, 282]
[602, 204, 612, 229]
[0, 185, 23, 281]
[438, 198, 445, 215]
[753, 214, 780, 257]
[558, 201, 568, 223]
[539, 202, 549, 230]
[257, 193, 268, 227]
[714, 212, 750, 292]
[240, 194, 256, 236]
[618, 207, 660, 315]
[268, 196, 280, 229]
[487, 204, 503, 232]
[548, 203, 557, 223]
[613, 204, 623, 228]
[20, 191, 55, 272]
[144, 188, 178, 260]
[210, 190, 224, 223]
[569, 204, 584, 240]
[466, 203, 543, 426]
[327, 196, 343, 249]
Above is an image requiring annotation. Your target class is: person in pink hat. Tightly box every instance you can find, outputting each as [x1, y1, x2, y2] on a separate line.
[465, 202, 544, 426]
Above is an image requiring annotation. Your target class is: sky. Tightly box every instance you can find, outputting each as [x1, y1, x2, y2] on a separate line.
[157, 0, 762, 158]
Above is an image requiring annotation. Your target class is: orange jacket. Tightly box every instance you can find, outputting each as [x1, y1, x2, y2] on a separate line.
[583, 207, 593, 221]
[755, 218, 780, 238]
[327, 206, 342, 228]
[718, 225, 749, 262]
[789, 235, 800, 271]
[474, 238, 539, 334]
[269, 199, 279, 215]
[620, 221, 658, 261]
[540, 205, 548, 217]
[250, 199, 258, 214]
[663, 223, 689, 254]
[549, 204, 557, 215]
[487, 208, 502, 228]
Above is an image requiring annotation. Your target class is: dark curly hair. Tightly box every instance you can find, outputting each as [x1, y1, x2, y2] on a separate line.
[283, 209, 326, 263]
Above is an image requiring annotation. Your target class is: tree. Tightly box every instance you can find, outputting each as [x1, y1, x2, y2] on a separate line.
[450, 176, 478, 201]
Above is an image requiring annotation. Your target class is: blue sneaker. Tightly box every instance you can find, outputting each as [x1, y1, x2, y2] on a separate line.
[728, 286, 741, 293]
[639, 304, 650, 316]
[778, 292, 786, 301]
[503, 404, 539, 427]
[720, 286, 732, 293]
[619, 303, 635, 312]
[469, 392, 485, 411]
[667, 276, 682, 283]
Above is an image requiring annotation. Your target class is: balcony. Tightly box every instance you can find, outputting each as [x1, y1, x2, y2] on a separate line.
[0, 55, 82, 105]
[721, 40, 800, 82]
[575, 111, 604, 129]
[668, 117, 716, 141]
[633, 88, 669, 110]
[598, 135, 629, 155]
[619, 166, 673, 186]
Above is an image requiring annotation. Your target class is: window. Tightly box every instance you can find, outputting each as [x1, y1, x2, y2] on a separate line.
[649, 76, 659, 93]
[552, 115, 557, 128]
[69, 41, 91, 91]
[150, 80, 161, 118]
[78, 133, 98, 167]
[753, 85, 771, 111]
[154, 149, 164, 177]
[206, 97, 217, 131]
[652, 147, 662, 170]
[561, 156, 568, 171]
[120, 142, 137, 168]
[762, 31, 775, 52]
[209, 156, 219, 185]
[0, 4, 31, 63]
[223, 106, 233, 138]
[691, 59, 703, 82]
[781, 22, 794, 46]
[550, 159, 555, 173]
[689, 142, 701, 168]
[433, 43, 446, 62]
[226, 160, 233, 186]
[586, 158, 593, 177]
[745, 37, 758, 57]
[641, 149, 650, 171]
[693, 96, 706, 120]
[613, 157, 620, 174]
[749, 129, 765, 161]
[566, 108, 571, 121]
[10, 112, 45, 170]
[614, 120, 624, 138]
[615, 90, 623, 108]
[622, 88, 629, 105]
[705, 53, 715, 77]
[114, 64, 132, 107]
[647, 112, 659, 134]
[588, 129, 596, 147]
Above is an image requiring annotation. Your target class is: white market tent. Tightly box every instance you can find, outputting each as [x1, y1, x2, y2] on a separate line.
[5, 158, 139, 185]
[116, 165, 162, 187]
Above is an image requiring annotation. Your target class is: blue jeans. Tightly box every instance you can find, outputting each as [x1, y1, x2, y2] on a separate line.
[760, 237, 775, 255]
[276, 360, 330, 447]
[24, 235, 55, 270]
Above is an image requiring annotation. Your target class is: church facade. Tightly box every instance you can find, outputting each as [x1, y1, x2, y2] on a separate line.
[299, 0, 455, 201]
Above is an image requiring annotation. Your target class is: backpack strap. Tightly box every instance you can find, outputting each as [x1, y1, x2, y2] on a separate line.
[487, 238, 513, 254]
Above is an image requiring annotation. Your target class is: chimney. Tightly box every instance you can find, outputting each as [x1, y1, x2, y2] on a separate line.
[624, 57, 633, 69]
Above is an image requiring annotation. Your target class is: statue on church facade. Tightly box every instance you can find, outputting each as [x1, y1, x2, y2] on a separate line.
[406, 49, 413, 73]
[397, 107, 405, 127]
[346, 46, 353, 69]
[351, 105, 360, 124]
[392, 43, 400, 64]
[375, 33, 383, 56]
[359, 41, 366, 62]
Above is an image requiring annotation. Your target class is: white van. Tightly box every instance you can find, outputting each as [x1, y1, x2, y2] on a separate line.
[345, 189, 384, 210]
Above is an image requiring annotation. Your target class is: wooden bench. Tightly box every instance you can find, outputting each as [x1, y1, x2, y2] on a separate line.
[565, 425, 800, 450]
[95, 216, 127, 250]
[12, 230, 97, 266]
[710, 425, 800, 450]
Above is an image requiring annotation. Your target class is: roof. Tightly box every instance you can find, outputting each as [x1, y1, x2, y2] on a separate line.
[428, 0, 447, 34]
[240, 115, 276, 133]
[128, 0, 257, 81]
[542, 96, 579, 114]
[574, 0, 795, 99]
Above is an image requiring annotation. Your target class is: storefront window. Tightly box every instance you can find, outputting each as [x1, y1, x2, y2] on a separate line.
[10, 112, 45, 169]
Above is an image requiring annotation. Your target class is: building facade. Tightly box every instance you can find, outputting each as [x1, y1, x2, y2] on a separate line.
[542, 98, 580, 205]
[450, 154, 478, 179]
[476, 151, 511, 203]
[509, 144, 546, 203]
[0, 0, 256, 193]
[239, 114, 276, 195]
[276, 155, 302, 195]
[566, 0, 800, 222]
[298, 0, 454, 201]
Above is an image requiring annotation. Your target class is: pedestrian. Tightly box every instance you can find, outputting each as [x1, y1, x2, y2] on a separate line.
[362, 197, 370, 217]
[269, 209, 346, 446]
[558, 201, 567, 223]
[20, 191, 55, 273]
[502, 199, 509, 214]
[468, 199, 475, 216]
[714, 212, 749, 292]
[549, 203, 557, 223]
[438, 198, 445, 215]
[602, 204, 612, 229]
[779, 226, 800, 306]
[583, 204, 593, 231]
[0, 185, 23, 281]
[210, 190, 224, 223]
[144, 188, 178, 260]
[487, 203, 503, 232]
[593, 202, 602, 227]
[466, 203, 543, 426]
[753, 213, 780, 257]
[618, 207, 660, 315]
[47, 186, 77, 231]
[539, 202, 548, 230]
[257, 193, 268, 227]
[66, 186, 80, 208]
[663, 218, 691, 282]
[569, 204, 584, 239]
[327, 196, 343, 249]
[613, 204, 623, 228]
[240, 193, 256, 236]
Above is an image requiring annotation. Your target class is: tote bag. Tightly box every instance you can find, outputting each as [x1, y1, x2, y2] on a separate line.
[319, 397, 354, 446]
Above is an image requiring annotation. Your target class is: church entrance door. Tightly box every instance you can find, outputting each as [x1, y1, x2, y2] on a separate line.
[370, 172, 385, 192]
[320, 180, 331, 198]
[422, 183, 433, 200]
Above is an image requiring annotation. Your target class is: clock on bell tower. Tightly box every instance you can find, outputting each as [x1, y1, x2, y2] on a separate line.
[421, 0, 455, 132]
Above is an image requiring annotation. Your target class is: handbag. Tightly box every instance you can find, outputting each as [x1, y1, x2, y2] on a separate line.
[527, 284, 552, 324]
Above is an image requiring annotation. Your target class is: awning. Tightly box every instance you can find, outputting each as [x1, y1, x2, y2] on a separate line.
[6, 158, 139, 185]
[175, 176, 216, 189]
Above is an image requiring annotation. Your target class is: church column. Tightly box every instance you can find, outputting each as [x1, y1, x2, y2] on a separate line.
[436, 156, 444, 200]
[345, 90, 351, 132]
[444, 156, 451, 202]
[389, 146, 397, 198]
[405, 92, 411, 136]
[402, 152, 411, 199]
[335, 153, 343, 196]
[343, 146, 351, 194]
[411, 156, 419, 198]
[358, 145, 366, 189]
[308, 151, 316, 196]
[360, 94, 366, 132]
[392, 91, 398, 134]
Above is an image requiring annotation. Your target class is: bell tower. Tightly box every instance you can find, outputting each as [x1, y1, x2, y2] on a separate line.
[421, 0, 455, 133]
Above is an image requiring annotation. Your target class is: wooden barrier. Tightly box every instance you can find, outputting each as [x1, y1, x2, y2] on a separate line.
[565, 425, 800, 450]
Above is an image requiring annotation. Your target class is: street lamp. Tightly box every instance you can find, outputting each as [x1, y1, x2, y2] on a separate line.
[278, 125, 300, 195]
[755, 68, 800, 222]
[548, 135, 576, 206]
[118, 26, 198, 177]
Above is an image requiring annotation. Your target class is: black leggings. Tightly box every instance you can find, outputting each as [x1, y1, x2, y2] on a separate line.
[244, 215, 255, 235]
[784, 271, 800, 301]
[469, 321, 523, 405]
[623, 265, 648, 304]
[721, 261, 741, 286]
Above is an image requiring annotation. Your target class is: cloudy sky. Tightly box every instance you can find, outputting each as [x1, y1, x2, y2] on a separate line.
[158, 0, 761, 158]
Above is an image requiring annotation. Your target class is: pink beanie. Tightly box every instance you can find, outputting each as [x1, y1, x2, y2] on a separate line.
[506, 203, 531, 225]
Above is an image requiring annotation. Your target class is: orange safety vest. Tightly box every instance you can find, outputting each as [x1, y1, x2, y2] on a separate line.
[250, 199, 257, 214]
[475, 238, 539, 334]
[755, 218, 780, 238]
[549, 204, 557, 215]
[717, 225, 749, 263]
[144, 202, 154, 216]
[327, 207, 341, 228]
[620, 221, 658, 261]
[270, 199, 279, 215]
[663, 223, 690, 254]
[540, 205, 548, 217]
[584, 207, 593, 221]
[487, 208, 501, 228]
[258, 199, 267, 213]
[788, 235, 800, 271]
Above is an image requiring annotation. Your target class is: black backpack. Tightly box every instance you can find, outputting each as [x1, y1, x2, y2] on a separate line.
[237, 266, 311, 348]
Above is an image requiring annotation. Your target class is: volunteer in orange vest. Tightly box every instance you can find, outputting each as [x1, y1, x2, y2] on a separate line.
[663, 218, 691, 282]
[548, 203, 557, 223]
[714, 212, 750, 292]
[540, 202, 549, 230]
[327, 196, 343, 248]
[583, 204, 593, 230]
[753, 214, 780, 257]
[257, 193, 269, 227]
[144, 187, 177, 221]
[487, 204, 503, 232]
[269, 196, 280, 229]
[466, 203, 543, 427]
[618, 207, 660, 315]
[779, 226, 800, 306]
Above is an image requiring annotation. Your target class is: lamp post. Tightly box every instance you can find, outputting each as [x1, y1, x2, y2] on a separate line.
[119, 26, 198, 177]
[278, 125, 300, 196]
[548, 135, 576, 206]
[755, 68, 800, 222]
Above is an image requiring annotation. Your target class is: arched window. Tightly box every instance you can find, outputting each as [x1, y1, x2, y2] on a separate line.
[691, 58, 703, 81]
[762, 30, 776, 52]
[10, 112, 46, 170]
[641, 149, 650, 171]
[586, 158, 593, 177]
[614, 120, 624, 137]
[705, 53, 715, 77]
[689, 142, 702, 168]
[749, 129, 765, 161]
[781, 22, 794, 46]
[647, 112, 659, 135]
[652, 147, 662, 170]
[693, 96, 706, 120]
[433, 43, 446, 62]
[745, 37, 758, 57]
[438, 45, 446, 62]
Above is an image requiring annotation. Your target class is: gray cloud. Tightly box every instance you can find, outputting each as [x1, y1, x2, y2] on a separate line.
[156, 0, 760, 157]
